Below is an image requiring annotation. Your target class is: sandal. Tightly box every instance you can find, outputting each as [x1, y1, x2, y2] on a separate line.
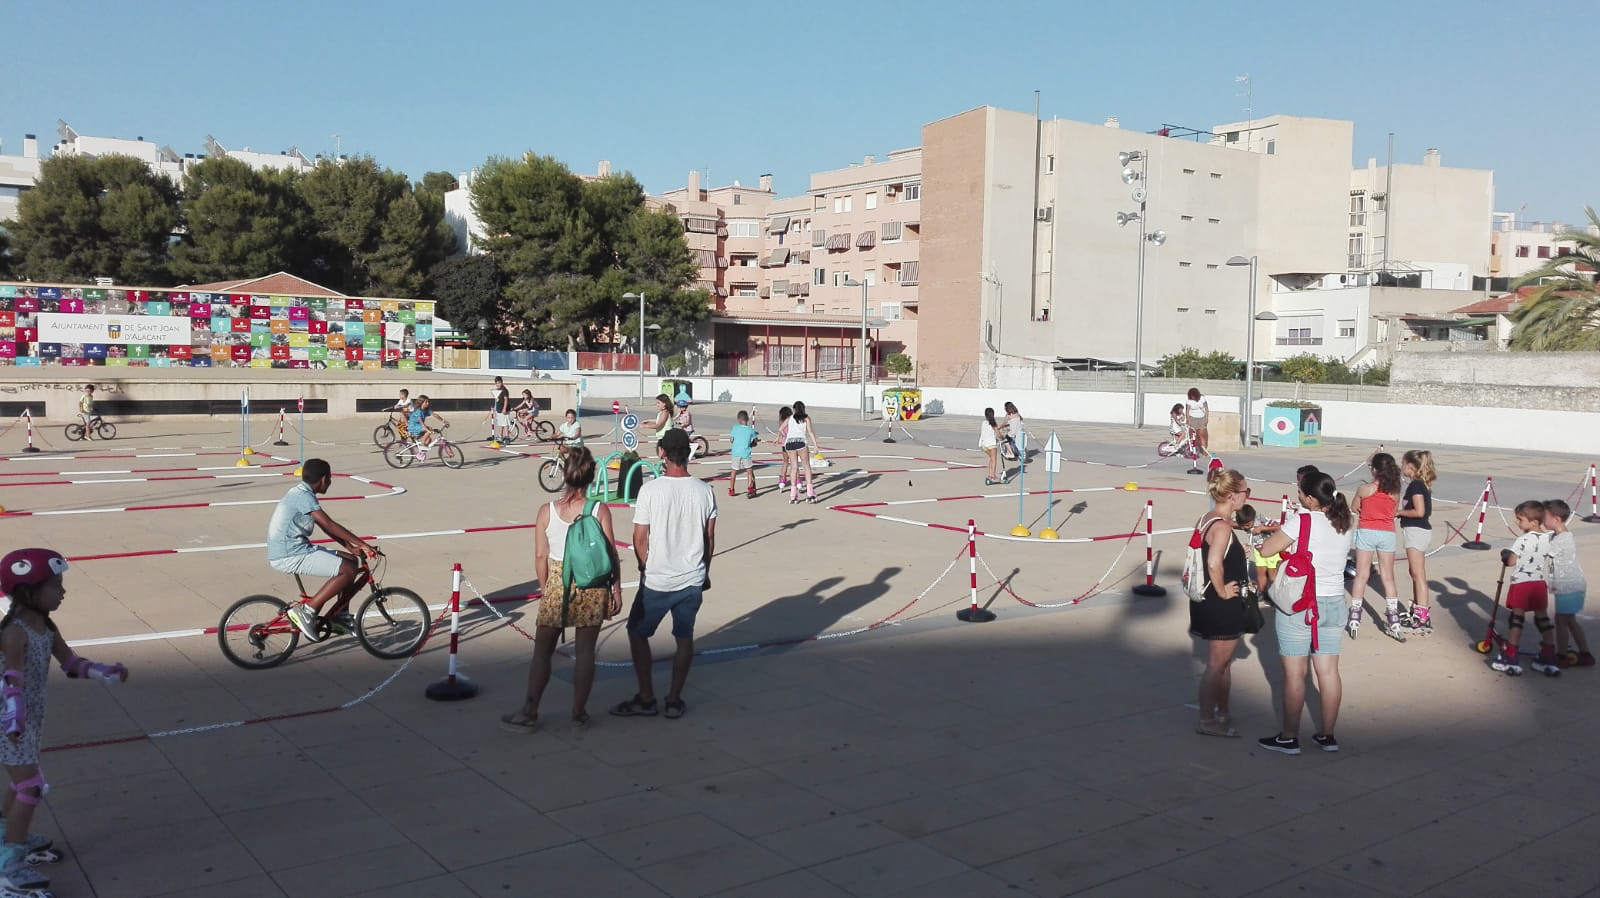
[664, 698, 686, 719]
[608, 694, 659, 717]
[499, 709, 539, 734]
[571, 711, 590, 728]
[1195, 718, 1239, 738]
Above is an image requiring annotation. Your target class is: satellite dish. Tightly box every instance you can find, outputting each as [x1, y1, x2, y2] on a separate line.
[1131, 187, 1147, 203]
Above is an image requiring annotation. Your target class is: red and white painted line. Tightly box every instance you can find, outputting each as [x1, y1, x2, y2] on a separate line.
[7, 473, 404, 518]
[0, 468, 296, 488]
[831, 486, 1199, 543]
[0, 461, 297, 478]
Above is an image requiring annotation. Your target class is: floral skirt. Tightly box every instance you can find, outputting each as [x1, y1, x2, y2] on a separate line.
[536, 559, 612, 629]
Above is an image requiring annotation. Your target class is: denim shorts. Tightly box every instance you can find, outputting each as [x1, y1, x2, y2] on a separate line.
[268, 547, 345, 579]
[1555, 590, 1586, 615]
[1275, 594, 1347, 657]
[1352, 527, 1397, 553]
[626, 583, 703, 639]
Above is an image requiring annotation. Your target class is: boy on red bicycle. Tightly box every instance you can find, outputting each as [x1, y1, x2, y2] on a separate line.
[267, 459, 379, 641]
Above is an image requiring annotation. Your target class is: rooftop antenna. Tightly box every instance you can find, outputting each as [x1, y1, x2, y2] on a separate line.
[333, 133, 342, 162]
[1235, 74, 1253, 151]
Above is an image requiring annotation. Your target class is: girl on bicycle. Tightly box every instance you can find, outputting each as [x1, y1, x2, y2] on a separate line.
[1, 548, 129, 896]
[558, 409, 583, 450]
[407, 395, 449, 459]
[514, 389, 539, 432]
[785, 400, 817, 504]
[673, 399, 698, 460]
[501, 449, 622, 732]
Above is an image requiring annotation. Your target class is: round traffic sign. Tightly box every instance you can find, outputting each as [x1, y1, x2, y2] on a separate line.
[611, 400, 621, 414]
[621, 431, 638, 450]
[622, 413, 639, 431]
[297, 397, 304, 413]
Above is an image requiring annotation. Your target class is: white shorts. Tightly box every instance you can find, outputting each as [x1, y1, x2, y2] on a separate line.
[1401, 527, 1432, 552]
[732, 456, 753, 471]
[494, 413, 512, 428]
[269, 547, 345, 579]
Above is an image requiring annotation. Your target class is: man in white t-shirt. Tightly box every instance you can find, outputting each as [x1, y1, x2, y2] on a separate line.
[610, 428, 717, 720]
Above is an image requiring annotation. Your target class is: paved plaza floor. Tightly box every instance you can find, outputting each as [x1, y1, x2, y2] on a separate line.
[1, 401, 1597, 897]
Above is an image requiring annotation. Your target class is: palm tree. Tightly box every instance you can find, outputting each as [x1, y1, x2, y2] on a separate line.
[1508, 207, 1600, 350]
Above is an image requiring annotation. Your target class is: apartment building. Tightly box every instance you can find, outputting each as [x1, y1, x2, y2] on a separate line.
[1489, 211, 1597, 282]
[0, 120, 317, 224]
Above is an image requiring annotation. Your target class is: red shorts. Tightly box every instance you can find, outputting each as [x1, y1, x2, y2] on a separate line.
[1506, 581, 1549, 612]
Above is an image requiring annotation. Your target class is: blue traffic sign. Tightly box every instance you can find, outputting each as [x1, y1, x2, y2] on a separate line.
[621, 431, 638, 450]
[622, 413, 639, 431]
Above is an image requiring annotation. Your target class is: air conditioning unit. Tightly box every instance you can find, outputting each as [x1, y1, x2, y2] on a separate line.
[885, 185, 898, 195]
[1036, 207, 1053, 222]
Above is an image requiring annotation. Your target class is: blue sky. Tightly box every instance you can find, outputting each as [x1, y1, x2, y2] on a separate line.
[4, 0, 1590, 222]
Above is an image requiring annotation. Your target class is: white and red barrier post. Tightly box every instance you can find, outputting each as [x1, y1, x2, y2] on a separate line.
[21, 408, 40, 453]
[1132, 499, 1167, 597]
[273, 407, 290, 446]
[426, 563, 479, 700]
[1462, 476, 1492, 550]
[956, 519, 996, 622]
[1584, 464, 1600, 524]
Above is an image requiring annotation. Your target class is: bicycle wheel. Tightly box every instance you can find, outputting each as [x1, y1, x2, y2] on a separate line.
[538, 457, 563, 492]
[95, 420, 117, 440]
[691, 435, 709, 457]
[373, 422, 397, 449]
[438, 439, 465, 469]
[383, 440, 416, 469]
[64, 423, 86, 442]
[356, 587, 432, 659]
[1157, 440, 1178, 459]
[217, 595, 299, 669]
[534, 420, 556, 441]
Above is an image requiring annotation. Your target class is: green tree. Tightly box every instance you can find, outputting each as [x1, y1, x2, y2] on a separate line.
[1279, 353, 1327, 383]
[298, 156, 454, 297]
[419, 171, 459, 195]
[7, 154, 179, 284]
[172, 157, 314, 283]
[1507, 207, 1600, 351]
[471, 154, 704, 353]
[886, 352, 913, 378]
[1155, 347, 1239, 380]
[0, 229, 13, 279]
[427, 253, 504, 347]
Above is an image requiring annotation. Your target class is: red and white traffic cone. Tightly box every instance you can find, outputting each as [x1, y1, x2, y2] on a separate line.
[1132, 500, 1167, 597]
[425, 563, 479, 701]
[1462, 477, 1492, 550]
[21, 408, 39, 453]
[956, 519, 996, 622]
[272, 408, 290, 446]
[1584, 464, 1600, 524]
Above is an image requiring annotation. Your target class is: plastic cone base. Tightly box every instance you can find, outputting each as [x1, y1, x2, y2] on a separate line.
[1584, 515, 1600, 524]
[1132, 583, 1168, 597]
[425, 675, 479, 701]
[273, 438, 289, 446]
[883, 437, 896, 443]
[1010, 524, 1031, 537]
[1123, 482, 1138, 491]
[1461, 541, 1491, 551]
[21, 446, 39, 453]
[243, 448, 255, 455]
[293, 467, 303, 477]
[956, 607, 997, 623]
[1039, 528, 1059, 540]
[488, 441, 503, 449]
[234, 457, 252, 467]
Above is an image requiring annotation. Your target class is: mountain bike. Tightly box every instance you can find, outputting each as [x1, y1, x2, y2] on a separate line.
[383, 423, 464, 469]
[65, 415, 117, 441]
[217, 553, 432, 669]
[372, 411, 408, 449]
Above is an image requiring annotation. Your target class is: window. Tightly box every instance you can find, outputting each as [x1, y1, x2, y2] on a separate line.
[865, 192, 878, 210]
[766, 344, 803, 375]
[1348, 234, 1365, 269]
[735, 287, 757, 297]
[880, 302, 901, 320]
[833, 195, 853, 214]
[1349, 194, 1366, 227]
[1372, 236, 1386, 259]
[1045, 155, 1055, 173]
[863, 271, 876, 287]
[731, 254, 758, 267]
[1278, 315, 1324, 346]
[832, 271, 849, 287]
[1515, 246, 1530, 258]
[1538, 246, 1551, 259]
[683, 217, 718, 234]
[1265, 140, 1275, 155]
[727, 220, 760, 238]
[813, 268, 827, 286]
[1338, 319, 1356, 338]
[817, 346, 855, 378]
[903, 182, 920, 201]
[881, 221, 903, 242]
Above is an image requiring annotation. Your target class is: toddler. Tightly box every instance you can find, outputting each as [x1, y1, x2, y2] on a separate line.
[1544, 499, 1592, 668]
[1493, 500, 1559, 676]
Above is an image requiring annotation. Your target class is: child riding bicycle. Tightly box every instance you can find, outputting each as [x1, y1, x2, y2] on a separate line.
[406, 395, 450, 460]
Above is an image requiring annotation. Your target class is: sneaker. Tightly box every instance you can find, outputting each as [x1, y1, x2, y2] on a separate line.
[727, 488, 736, 497]
[285, 603, 321, 642]
[1578, 652, 1597, 667]
[1489, 652, 1523, 676]
[1529, 653, 1562, 677]
[1258, 735, 1302, 755]
[1311, 733, 1340, 753]
[328, 611, 357, 636]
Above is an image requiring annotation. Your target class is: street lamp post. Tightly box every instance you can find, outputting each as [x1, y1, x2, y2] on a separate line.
[622, 291, 655, 403]
[1227, 255, 1278, 449]
[1116, 150, 1164, 428]
[843, 277, 869, 419]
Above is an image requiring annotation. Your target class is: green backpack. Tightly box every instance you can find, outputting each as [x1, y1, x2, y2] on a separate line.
[561, 499, 614, 608]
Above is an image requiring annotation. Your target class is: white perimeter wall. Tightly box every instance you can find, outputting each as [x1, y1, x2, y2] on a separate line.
[559, 372, 1600, 455]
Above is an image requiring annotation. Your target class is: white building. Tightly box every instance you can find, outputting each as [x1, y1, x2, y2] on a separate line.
[1489, 212, 1597, 283]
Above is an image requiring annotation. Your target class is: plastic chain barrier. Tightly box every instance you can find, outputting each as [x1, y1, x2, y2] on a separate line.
[978, 505, 1148, 609]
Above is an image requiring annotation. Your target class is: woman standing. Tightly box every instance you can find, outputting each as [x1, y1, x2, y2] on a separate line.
[1348, 452, 1406, 641]
[1001, 401, 1025, 463]
[1257, 471, 1354, 754]
[785, 400, 817, 504]
[1397, 450, 1436, 636]
[980, 408, 1003, 485]
[500, 447, 623, 732]
[1190, 467, 1252, 738]
[1185, 388, 1210, 456]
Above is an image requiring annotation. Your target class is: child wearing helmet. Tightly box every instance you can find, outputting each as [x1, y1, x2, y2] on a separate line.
[0, 548, 130, 894]
[673, 398, 697, 460]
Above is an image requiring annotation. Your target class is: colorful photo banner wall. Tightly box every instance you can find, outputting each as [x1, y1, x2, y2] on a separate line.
[0, 284, 434, 370]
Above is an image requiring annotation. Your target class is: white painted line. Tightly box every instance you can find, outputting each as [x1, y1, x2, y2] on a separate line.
[372, 529, 467, 540]
[878, 516, 927, 527]
[71, 628, 207, 647]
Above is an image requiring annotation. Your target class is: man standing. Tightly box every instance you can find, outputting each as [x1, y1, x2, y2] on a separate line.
[610, 429, 717, 719]
[490, 375, 511, 441]
[268, 458, 379, 641]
